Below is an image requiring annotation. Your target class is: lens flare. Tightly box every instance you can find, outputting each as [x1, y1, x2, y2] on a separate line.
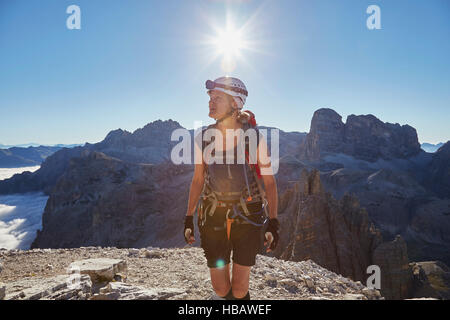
[213, 26, 244, 60]
[212, 23, 247, 73]
[196, 3, 273, 77]
[215, 259, 226, 268]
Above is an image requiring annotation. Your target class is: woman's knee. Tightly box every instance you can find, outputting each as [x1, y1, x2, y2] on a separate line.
[231, 263, 251, 297]
[231, 281, 249, 298]
[211, 279, 231, 297]
[210, 265, 231, 296]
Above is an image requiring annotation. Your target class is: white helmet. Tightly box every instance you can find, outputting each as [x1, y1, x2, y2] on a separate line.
[205, 76, 248, 110]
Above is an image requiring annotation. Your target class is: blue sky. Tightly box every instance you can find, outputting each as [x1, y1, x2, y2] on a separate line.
[0, 0, 449, 145]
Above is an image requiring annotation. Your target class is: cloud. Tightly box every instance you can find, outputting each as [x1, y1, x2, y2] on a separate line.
[0, 164, 47, 250]
[0, 166, 40, 181]
[0, 193, 48, 250]
[0, 166, 48, 250]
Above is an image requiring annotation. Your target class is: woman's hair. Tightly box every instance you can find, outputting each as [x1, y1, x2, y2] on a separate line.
[237, 110, 256, 126]
[221, 92, 256, 126]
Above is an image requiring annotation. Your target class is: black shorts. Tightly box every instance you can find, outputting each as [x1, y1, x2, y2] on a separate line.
[199, 202, 265, 268]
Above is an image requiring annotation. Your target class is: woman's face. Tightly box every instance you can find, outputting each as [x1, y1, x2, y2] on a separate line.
[208, 90, 234, 119]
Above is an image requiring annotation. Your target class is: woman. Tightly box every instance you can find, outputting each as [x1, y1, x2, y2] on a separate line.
[184, 76, 279, 300]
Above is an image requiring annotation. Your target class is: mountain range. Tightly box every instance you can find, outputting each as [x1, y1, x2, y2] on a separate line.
[0, 144, 83, 168]
[0, 136, 442, 169]
[1, 109, 449, 299]
[0, 143, 83, 149]
[421, 142, 445, 153]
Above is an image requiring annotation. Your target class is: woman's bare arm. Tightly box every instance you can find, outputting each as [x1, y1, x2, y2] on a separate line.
[186, 163, 204, 216]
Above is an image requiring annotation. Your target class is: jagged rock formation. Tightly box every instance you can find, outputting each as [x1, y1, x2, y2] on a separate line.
[91, 119, 183, 164]
[0, 120, 306, 196]
[292, 112, 450, 266]
[371, 235, 413, 299]
[425, 141, 450, 198]
[278, 169, 383, 282]
[30, 150, 193, 249]
[0, 246, 383, 300]
[298, 108, 421, 162]
[411, 261, 450, 299]
[0, 120, 184, 195]
[276, 168, 444, 299]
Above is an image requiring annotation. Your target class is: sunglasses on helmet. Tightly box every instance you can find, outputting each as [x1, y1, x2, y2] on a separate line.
[205, 80, 248, 96]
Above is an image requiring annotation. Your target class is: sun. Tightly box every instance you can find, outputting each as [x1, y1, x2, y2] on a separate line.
[210, 24, 248, 72]
[198, 8, 270, 74]
[213, 26, 245, 60]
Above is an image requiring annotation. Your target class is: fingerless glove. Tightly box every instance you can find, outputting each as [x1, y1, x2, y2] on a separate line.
[266, 218, 280, 250]
[184, 215, 194, 243]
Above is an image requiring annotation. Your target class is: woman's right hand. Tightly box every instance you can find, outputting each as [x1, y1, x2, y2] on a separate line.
[184, 215, 195, 244]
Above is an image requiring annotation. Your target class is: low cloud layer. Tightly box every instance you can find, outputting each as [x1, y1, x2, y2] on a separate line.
[0, 166, 40, 180]
[0, 166, 47, 250]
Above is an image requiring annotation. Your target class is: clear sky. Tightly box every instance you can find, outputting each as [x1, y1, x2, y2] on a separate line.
[0, 0, 449, 145]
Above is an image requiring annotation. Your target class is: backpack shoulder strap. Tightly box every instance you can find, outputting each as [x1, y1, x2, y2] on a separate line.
[243, 124, 260, 151]
[243, 124, 262, 178]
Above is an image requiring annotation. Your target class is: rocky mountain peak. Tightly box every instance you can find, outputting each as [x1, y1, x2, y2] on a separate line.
[295, 168, 324, 196]
[309, 108, 344, 135]
[103, 129, 132, 143]
[299, 108, 421, 162]
[134, 119, 183, 135]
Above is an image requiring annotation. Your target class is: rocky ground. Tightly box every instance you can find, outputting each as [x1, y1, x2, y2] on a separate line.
[0, 246, 383, 300]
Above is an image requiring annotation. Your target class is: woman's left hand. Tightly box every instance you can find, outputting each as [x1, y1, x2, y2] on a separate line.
[264, 218, 279, 252]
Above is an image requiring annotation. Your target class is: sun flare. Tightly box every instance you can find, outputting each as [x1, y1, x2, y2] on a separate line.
[213, 26, 245, 59]
[199, 8, 270, 74]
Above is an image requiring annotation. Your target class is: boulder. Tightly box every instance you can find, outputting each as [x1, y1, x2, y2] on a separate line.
[69, 258, 127, 284]
[89, 282, 185, 300]
[4, 274, 92, 300]
[412, 261, 450, 299]
[343, 293, 367, 300]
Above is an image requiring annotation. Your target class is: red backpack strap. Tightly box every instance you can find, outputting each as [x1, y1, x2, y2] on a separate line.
[243, 123, 262, 179]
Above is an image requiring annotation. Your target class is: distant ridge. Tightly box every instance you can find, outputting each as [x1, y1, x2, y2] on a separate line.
[0, 144, 83, 168]
[421, 142, 445, 153]
[0, 143, 83, 149]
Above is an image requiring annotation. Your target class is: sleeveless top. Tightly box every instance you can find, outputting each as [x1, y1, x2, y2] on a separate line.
[201, 124, 261, 201]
